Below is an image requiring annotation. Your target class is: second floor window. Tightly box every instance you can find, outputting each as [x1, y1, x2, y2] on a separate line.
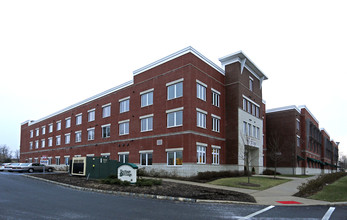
[88, 109, 95, 122]
[76, 114, 82, 125]
[197, 110, 207, 129]
[167, 109, 183, 128]
[57, 121, 61, 131]
[56, 135, 61, 146]
[65, 118, 71, 128]
[75, 131, 82, 142]
[49, 124, 53, 133]
[102, 105, 111, 118]
[167, 81, 183, 100]
[141, 115, 153, 132]
[119, 120, 129, 135]
[48, 137, 53, 147]
[197, 81, 206, 101]
[212, 115, 220, 132]
[88, 128, 95, 140]
[120, 98, 130, 113]
[65, 134, 71, 144]
[212, 89, 220, 107]
[141, 91, 153, 107]
[102, 125, 111, 138]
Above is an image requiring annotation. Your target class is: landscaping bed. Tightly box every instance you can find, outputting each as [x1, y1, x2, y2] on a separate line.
[30, 173, 256, 203]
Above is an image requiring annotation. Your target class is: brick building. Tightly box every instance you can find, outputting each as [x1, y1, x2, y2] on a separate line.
[266, 105, 339, 175]
[20, 47, 268, 177]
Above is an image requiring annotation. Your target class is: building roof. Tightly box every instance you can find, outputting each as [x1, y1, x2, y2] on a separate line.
[266, 105, 301, 114]
[219, 51, 268, 81]
[298, 105, 319, 125]
[133, 46, 225, 76]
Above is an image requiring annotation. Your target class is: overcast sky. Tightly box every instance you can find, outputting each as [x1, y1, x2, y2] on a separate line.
[1, 0, 346, 157]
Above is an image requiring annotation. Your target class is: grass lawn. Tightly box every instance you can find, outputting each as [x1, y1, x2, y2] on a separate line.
[280, 175, 314, 178]
[309, 175, 347, 202]
[209, 176, 290, 190]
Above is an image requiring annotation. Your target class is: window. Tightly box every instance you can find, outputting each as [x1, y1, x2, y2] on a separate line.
[56, 135, 61, 146]
[56, 121, 61, 131]
[64, 156, 70, 165]
[119, 97, 130, 113]
[297, 136, 300, 147]
[212, 146, 220, 165]
[65, 117, 71, 128]
[249, 77, 253, 91]
[56, 157, 60, 165]
[167, 150, 183, 166]
[35, 140, 39, 149]
[76, 114, 82, 125]
[35, 128, 39, 136]
[42, 126, 46, 135]
[29, 142, 33, 150]
[296, 119, 300, 130]
[88, 109, 95, 122]
[102, 124, 110, 138]
[196, 109, 207, 128]
[29, 158, 32, 163]
[256, 127, 260, 139]
[167, 108, 183, 128]
[75, 131, 82, 143]
[48, 137, 53, 147]
[118, 153, 129, 163]
[167, 79, 183, 100]
[65, 133, 70, 144]
[141, 89, 153, 107]
[34, 158, 38, 163]
[212, 115, 220, 132]
[197, 144, 206, 164]
[48, 158, 52, 165]
[243, 121, 247, 135]
[256, 106, 260, 118]
[49, 123, 53, 133]
[30, 130, 33, 138]
[119, 120, 129, 135]
[140, 115, 153, 132]
[252, 105, 256, 116]
[212, 89, 220, 107]
[247, 101, 251, 113]
[41, 139, 45, 148]
[140, 151, 153, 166]
[196, 81, 207, 101]
[243, 99, 247, 111]
[102, 104, 111, 118]
[87, 128, 95, 141]
[248, 124, 252, 136]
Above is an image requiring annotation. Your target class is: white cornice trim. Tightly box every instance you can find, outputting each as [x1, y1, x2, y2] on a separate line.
[266, 105, 301, 114]
[133, 46, 225, 76]
[26, 80, 133, 126]
[298, 105, 319, 124]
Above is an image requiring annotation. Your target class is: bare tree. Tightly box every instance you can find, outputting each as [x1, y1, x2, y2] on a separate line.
[339, 155, 347, 171]
[239, 132, 254, 184]
[0, 145, 12, 163]
[267, 133, 282, 179]
[14, 149, 20, 161]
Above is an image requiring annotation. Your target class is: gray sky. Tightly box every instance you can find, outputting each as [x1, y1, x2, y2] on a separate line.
[1, 0, 346, 157]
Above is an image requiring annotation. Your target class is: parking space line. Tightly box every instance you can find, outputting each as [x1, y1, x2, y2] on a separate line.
[239, 205, 275, 220]
[321, 207, 335, 220]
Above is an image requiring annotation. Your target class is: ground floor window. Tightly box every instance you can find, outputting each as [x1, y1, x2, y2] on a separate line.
[212, 146, 220, 165]
[167, 151, 182, 166]
[56, 157, 60, 165]
[48, 157, 52, 165]
[29, 158, 32, 163]
[64, 157, 69, 165]
[119, 153, 129, 163]
[140, 152, 152, 166]
[34, 158, 38, 163]
[197, 145, 206, 164]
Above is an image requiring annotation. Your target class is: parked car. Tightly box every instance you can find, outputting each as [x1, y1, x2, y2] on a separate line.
[9, 163, 54, 173]
[4, 163, 18, 171]
[0, 163, 5, 171]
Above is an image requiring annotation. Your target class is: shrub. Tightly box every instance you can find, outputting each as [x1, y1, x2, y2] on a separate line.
[263, 169, 281, 175]
[107, 174, 118, 179]
[136, 178, 162, 187]
[191, 170, 249, 182]
[295, 172, 347, 197]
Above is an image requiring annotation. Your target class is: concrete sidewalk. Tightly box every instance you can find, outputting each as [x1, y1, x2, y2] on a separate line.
[159, 175, 342, 206]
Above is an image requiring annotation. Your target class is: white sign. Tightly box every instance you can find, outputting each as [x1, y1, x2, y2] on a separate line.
[118, 165, 137, 183]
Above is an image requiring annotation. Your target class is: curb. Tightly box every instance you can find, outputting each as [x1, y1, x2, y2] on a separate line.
[24, 175, 196, 203]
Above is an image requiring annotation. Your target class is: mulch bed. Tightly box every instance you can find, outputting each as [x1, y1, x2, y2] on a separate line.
[31, 173, 256, 203]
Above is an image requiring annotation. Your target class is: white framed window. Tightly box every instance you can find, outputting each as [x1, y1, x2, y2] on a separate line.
[166, 148, 183, 166]
[141, 89, 154, 107]
[41, 139, 45, 148]
[55, 157, 60, 165]
[30, 130, 33, 138]
[87, 128, 95, 141]
[102, 124, 111, 138]
[118, 152, 129, 163]
[48, 137, 53, 147]
[29, 142, 33, 150]
[49, 123, 53, 133]
[212, 146, 220, 165]
[42, 126, 46, 135]
[212, 114, 220, 132]
[35, 128, 39, 136]
[167, 108, 183, 128]
[256, 106, 260, 118]
[76, 114, 82, 125]
[65, 117, 71, 128]
[65, 133, 71, 144]
[75, 131, 82, 143]
[119, 120, 129, 135]
[197, 143, 207, 164]
[196, 80, 207, 101]
[296, 119, 300, 130]
[29, 158, 32, 163]
[243, 121, 248, 135]
[247, 101, 251, 113]
[167, 79, 183, 100]
[297, 135, 301, 147]
[56, 121, 61, 131]
[256, 127, 260, 139]
[252, 105, 256, 116]
[119, 97, 130, 113]
[88, 109, 95, 122]
[140, 150, 153, 166]
[196, 108, 207, 129]
[249, 77, 253, 91]
[47, 157, 52, 165]
[35, 140, 39, 149]
[248, 124, 252, 137]
[243, 99, 247, 111]
[212, 89, 220, 107]
[102, 104, 111, 118]
[140, 114, 153, 132]
[56, 135, 61, 146]
[64, 156, 70, 165]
